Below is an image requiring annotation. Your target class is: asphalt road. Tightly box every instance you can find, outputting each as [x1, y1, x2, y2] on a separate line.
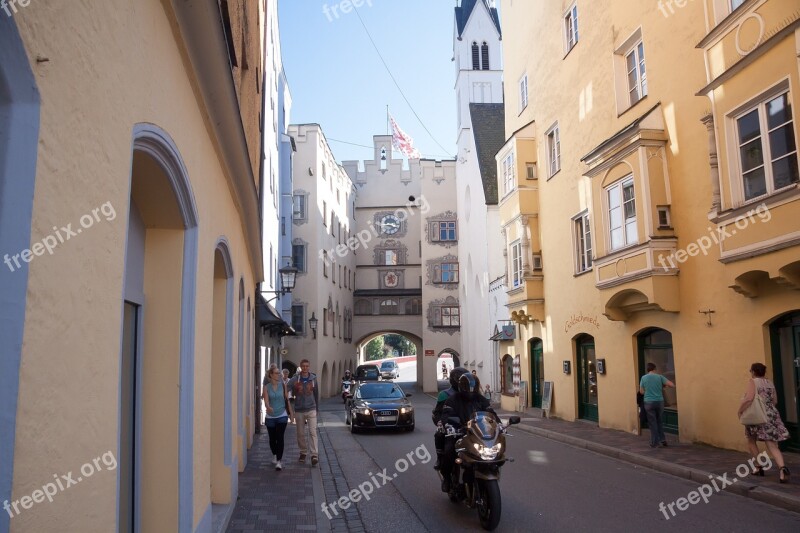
[319, 374, 800, 532]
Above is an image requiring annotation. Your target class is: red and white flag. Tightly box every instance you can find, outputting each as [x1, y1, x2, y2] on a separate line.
[389, 114, 421, 159]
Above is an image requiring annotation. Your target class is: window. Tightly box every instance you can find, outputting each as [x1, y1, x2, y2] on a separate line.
[502, 150, 516, 196]
[626, 41, 647, 106]
[471, 42, 480, 70]
[292, 244, 306, 272]
[291, 305, 304, 333]
[432, 305, 460, 327]
[339, 265, 342, 287]
[322, 201, 327, 226]
[355, 299, 372, 315]
[380, 299, 399, 315]
[519, 74, 528, 112]
[546, 123, 561, 177]
[735, 92, 798, 201]
[526, 163, 537, 181]
[574, 213, 593, 273]
[502, 355, 514, 394]
[511, 241, 523, 288]
[323, 251, 329, 277]
[323, 309, 328, 336]
[331, 259, 336, 284]
[607, 177, 638, 250]
[293, 195, 306, 220]
[321, 162, 326, 181]
[405, 298, 421, 315]
[657, 206, 671, 228]
[564, 3, 579, 53]
[281, 216, 286, 235]
[431, 221, 457, 242]
[730, 0, 746, 11]
[330, 211, 335, 231]
[434, 262, 459, 283]
[481, 42, 489, 70]
[382, 250, 398, 265]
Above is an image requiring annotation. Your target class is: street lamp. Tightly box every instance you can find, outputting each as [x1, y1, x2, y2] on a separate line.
[261, 261, 299, 304]
[308, 312, 318, 339]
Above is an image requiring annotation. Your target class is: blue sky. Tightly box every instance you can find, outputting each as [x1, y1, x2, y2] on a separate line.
[278, 0, 460, 163]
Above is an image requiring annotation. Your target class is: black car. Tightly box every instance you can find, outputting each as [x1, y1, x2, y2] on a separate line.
[355, 364, 381, 381]
[345, 381, 414, 433]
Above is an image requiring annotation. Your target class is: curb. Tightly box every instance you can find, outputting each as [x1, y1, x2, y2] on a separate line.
[510, 421, 800, 515]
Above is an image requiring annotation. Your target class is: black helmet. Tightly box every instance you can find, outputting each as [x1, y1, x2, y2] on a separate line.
[449, 366, 469, 389]
[458, 372, 478, 396]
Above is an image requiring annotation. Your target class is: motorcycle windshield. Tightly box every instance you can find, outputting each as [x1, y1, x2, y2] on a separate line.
[470, 411, 499, 440]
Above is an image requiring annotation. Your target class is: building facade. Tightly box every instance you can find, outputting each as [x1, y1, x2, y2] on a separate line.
[453, 0, 509, 392]
[496, 0, 800, 452]
[1, 0, 270, 531]
[284, 124, 358, 397]
[343, 138, 463, 393]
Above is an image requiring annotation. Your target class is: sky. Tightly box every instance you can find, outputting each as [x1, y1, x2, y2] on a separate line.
[278, 0, 461, 163]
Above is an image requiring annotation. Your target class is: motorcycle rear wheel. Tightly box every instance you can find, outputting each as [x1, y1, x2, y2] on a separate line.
[477, 479, 501, 531]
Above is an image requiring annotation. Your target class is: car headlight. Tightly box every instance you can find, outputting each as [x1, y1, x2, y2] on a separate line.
[399, 406, 413, 414]
[355, 407, 371, 415]
[473, 442, 502, 460]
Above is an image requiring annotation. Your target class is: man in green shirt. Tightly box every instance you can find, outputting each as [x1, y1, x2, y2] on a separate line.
[639, 362, 675, 448]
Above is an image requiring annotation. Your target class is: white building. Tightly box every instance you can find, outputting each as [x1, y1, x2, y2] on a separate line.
[453, 0, 509, 392]
[284, 124, 358, 397]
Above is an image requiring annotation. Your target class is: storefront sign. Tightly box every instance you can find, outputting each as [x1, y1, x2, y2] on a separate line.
[564, 312, 601, 333]
[424, 349, 435, 356]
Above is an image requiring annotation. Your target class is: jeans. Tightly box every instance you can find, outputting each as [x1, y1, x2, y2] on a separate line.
[644, 401, 665, 446]
[295, 410, 318, 458]
[265, 416, 288, 460]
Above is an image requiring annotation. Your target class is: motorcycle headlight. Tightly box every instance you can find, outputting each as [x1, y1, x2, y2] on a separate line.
[473, 442, 502, 460]
[399, 406, 413, 414]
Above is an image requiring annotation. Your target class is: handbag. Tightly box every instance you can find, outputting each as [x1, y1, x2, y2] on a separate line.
[739, 379, 769, 425]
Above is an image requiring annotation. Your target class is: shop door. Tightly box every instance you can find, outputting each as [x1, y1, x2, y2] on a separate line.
[530, 339, 544, 408]
[771, 312, 800, 451]
[577, 336, 598, 422]
[638, 328, 679, 435]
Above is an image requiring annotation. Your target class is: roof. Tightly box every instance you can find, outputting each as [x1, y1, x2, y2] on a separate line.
[456, 0, 502, 39]
[469, 103, 505, 205]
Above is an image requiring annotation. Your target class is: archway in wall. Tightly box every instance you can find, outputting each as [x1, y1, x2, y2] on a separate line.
[437, 353, 454, 383]
[355, 331, 422, 386]
[440, 348, 460, 368]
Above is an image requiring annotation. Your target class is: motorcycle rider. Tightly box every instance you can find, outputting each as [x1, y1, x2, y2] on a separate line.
[432, 366, 469, 470]
[439, 372, 496, 492]
[341, 369, 354, 402]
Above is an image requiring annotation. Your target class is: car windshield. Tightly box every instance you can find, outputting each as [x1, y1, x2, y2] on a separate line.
[358, 383, 405, 399]
[380, 362, 394, 369]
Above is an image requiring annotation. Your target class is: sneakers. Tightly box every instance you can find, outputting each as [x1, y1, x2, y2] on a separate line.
[275, 461, 282, 471]
[311, 456, 319, 467]
[272, 455, 278, 465]
[299, 454, 306, 464]
[660, 441, 668, 447]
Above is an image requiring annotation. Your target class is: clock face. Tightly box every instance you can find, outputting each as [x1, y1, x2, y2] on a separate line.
[384, 271, 399, 288]
[381, 215, 400, 235]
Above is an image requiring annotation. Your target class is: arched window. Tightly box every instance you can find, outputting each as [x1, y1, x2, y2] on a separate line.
[380, 299, 398, 315]
[380, 146, 387, 171]
[481, 42, 490, 70]
[355, 299, 372, 315]
[471, 42, 480, 70]
[502, 354, 514, 394]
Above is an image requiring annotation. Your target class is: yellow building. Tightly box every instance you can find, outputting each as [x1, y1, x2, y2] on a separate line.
[2, 0, 269, 531]
[496, 0, 800, 452]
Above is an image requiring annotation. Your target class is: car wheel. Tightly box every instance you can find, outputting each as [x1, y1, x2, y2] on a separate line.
[349, 413, 359, 434]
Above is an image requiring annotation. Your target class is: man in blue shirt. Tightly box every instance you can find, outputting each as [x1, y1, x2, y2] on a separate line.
[639, 362, 675, 448]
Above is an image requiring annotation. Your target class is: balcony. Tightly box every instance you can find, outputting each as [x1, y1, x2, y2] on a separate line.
[594, 240, 680, 321]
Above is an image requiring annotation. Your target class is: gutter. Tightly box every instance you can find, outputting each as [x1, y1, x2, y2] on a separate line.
[170, 0, 264, 281]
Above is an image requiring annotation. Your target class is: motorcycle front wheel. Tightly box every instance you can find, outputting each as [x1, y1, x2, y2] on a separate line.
[476, 479, 501, 531]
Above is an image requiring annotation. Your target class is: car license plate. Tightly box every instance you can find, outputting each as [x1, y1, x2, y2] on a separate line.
[376, 416, 396, 422]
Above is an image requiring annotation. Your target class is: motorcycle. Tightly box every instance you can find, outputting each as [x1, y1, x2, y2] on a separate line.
[438, 412, 520, 531]
[341, 379, 353, 403]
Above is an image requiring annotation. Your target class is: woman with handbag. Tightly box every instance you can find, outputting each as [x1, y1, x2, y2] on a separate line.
[263, 364, 292, 470]
[738, 363, 790, 483]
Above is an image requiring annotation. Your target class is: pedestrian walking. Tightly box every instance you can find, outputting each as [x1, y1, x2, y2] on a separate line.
[262, 364, 292, 470]
[287, 359, 319, 466]
[738, 362, 790, 483]
[639, 362, 675, 448]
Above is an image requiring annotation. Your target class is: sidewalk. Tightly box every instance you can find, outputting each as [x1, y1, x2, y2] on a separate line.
[495, 405, 800, 514]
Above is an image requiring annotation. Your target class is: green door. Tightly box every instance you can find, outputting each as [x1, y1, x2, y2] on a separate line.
[530, 339, 544, 408]
[770, 312, 800, 451]
[638, 328, 679, 434]
[577, 336, 598, 422]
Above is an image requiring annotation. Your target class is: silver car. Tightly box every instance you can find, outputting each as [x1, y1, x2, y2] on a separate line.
[380, 361, 399, 380]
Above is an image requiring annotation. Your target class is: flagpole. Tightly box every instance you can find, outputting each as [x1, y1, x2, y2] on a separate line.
[386, 105, 389, 136]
